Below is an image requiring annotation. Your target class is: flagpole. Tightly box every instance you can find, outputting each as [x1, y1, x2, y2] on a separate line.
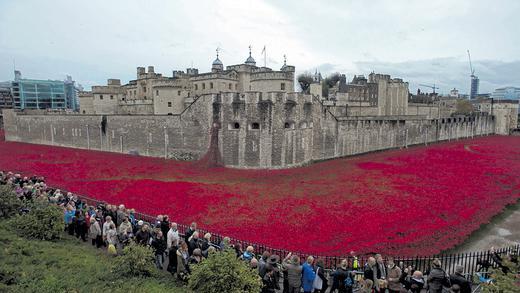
[263, 46, 266, 68]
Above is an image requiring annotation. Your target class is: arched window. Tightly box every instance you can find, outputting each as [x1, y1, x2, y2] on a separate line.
[234, 122, 240, 129]
[251, 123, 260, 129]
[284, 122, 291, 129]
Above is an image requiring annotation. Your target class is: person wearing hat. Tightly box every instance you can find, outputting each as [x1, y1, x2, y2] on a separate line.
[265, 254, 281, 291]
[427, 258, 450, 293]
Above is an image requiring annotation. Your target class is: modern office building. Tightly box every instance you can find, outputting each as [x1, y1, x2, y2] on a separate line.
[470, 74, 479, 99]
[0, 81, 13, 109]
[11, 70, 78, 110]
[491, 86, 520, 100]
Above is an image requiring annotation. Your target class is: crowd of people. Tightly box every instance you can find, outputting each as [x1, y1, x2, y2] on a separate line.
[0, 170, 514, 293]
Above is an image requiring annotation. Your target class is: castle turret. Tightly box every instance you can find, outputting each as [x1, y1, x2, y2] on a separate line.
[212, 49, 224, 72]
[244, 46, 256, 66]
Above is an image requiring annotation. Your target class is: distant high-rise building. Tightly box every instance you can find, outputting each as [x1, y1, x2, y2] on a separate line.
[470, 75, 479, 99]
[11, 70, 78, 111]
[64, 75, 79, 110]
[491, 86, 520, 100]
[0, 81, 13, 109]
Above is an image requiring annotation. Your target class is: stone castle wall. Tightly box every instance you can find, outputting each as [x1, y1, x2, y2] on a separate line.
[2, 92, 496, 169]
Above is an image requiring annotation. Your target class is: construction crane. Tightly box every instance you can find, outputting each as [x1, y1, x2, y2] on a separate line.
[467, 50, 475, 76]
[419, 83, 439, 94]
[467, 49, 479, 99]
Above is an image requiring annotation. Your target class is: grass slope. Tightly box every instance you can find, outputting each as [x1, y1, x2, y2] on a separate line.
[0, 222, 188, 293]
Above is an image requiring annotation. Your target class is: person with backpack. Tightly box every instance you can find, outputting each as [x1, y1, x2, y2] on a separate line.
[427, 258, 451, 293]
[333, 258, 355, 293]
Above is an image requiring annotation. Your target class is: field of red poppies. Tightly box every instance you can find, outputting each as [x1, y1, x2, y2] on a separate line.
[1, 130, 519, 256]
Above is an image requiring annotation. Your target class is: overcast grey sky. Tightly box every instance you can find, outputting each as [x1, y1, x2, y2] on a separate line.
[0, 0, 518, 94]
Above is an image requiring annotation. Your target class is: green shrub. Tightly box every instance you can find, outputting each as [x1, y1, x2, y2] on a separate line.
[12, 200, 64, 240]
[188, 249, 262, 293]
[0, 185, 22, 218]
[113, 241, 156, 277]
[482, 258, 520, 292]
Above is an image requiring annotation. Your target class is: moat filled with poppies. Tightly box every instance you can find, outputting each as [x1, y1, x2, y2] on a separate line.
[1, 132, 519, 256]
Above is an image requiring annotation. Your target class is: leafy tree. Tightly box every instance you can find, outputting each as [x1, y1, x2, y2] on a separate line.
[297, 73, 314, 93]
[321, 72, 342, 97]
[325, 72, 342, 88]
[188, 249, 262, 293]
[0, 185, 22, 218]
[454, 99, 474, 115]
[112, 241, 156, 277]
[482, 259, 520, 292]
[12, 200, 64, 240]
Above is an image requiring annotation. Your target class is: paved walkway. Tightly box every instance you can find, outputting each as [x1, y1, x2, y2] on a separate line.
[449, 200, 520, 253]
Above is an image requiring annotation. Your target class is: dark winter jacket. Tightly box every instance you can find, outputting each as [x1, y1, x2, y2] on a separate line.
[427, 267, 450, 293]
[151, 237, 167, 255]
[449, 272, 471, 293]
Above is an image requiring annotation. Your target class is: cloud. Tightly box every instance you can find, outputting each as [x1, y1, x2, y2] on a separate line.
[355, 58, 520, 94]
[0, 0, 518, 95]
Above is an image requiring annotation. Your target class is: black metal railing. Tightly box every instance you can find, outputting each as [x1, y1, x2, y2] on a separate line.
[73, 192, 519, 276]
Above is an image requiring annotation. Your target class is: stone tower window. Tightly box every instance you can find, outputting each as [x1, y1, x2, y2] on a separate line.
[195, 84, 198, 90]
[234, 122, 240, 129]
[251, 123, 260, 130]
[210, 82, 214, 89]
[228, 83, 232, 90]
[202, 83, 206, 90]
[281, 83, 286, 90]
[156, 90, 159, 96]
[99, 95, 103, 100]
[168, 102, 172, 107]
[284, 122, 291, 129]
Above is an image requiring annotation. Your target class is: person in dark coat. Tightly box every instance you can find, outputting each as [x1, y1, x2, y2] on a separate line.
[73, 210, 87, 241]
[258, 251, 271, 278]
[427, 259, 450, 293]
[151, 231, 167, 270]
[363, 257, 378, 291]
[135, 224, 151, 245]
[184, 222, 197, 243]
[401, 269, 425, 293]
[333, 258, 354, 293]
[265, 255, 281, 292]
[449, 265, 471, 293]
[188, 231, 202, 255]
[160, 215, 170, 238]
[262, 267, 278, 293]
[314, 258, 329, 293]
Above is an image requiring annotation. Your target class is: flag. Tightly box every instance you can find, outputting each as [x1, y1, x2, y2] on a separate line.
[261, 46, 266, 54]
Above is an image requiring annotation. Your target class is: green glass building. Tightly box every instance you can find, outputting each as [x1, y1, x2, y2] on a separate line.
[11, 70, 76, 110]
